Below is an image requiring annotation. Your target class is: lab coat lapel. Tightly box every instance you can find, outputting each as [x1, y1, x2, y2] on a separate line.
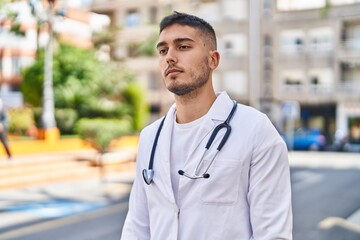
[182, 92, 234, 173]
[155, 104, 176, 203]
[183, 117, 215, 170]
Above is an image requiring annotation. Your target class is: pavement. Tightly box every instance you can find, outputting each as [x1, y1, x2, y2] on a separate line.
[0, 149, 358, 237]
[0, 149, 136, 237]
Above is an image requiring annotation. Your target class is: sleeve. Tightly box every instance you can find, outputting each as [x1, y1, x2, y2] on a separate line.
[248, 114, 293, 240]
[121, 132, 151, 240]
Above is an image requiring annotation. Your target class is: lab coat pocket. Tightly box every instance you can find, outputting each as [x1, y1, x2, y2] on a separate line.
[199, 159, 243, 205]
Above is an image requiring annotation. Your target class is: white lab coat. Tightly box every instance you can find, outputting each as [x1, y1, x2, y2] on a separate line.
[121, 92, 292, 240]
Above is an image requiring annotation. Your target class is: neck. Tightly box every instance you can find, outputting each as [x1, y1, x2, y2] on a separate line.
[174, 88, 216, 124]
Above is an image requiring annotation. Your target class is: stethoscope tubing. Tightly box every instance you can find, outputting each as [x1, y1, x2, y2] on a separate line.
[143, 100, 237, 184]
[148, 116, 166, 170]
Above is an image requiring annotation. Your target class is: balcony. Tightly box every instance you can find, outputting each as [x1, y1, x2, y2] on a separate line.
[91, 0, 117, 11]
[338, 82, 360, 94]
[280, 82, 360, 96]
[343, 38, 360, 51]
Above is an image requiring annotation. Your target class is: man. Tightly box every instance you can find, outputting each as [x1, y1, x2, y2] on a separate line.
[121, 12, 292, 240]
[0, 99, 11, 160]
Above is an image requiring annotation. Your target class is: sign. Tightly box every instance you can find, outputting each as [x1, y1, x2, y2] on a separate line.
[282, 101, 300, 120]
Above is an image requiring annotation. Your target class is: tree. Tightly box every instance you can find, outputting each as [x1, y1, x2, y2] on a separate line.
[21, 43, 149, 133]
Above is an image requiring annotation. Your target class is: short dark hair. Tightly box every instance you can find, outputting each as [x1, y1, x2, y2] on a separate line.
[159, 11, 217, 50]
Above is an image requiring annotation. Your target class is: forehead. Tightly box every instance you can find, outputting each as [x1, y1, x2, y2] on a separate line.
[158, 24, 202, 43]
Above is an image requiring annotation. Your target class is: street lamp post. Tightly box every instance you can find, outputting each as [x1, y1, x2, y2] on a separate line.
[42, 0, 56, 127]
[37, 0, 59, 141]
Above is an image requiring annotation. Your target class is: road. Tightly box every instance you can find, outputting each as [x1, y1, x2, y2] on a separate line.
[291, 167, 360, 240]
[0, 196, 130, 240]
[1, 158, 359, 240]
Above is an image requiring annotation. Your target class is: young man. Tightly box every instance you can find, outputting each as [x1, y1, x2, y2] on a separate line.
[121, 12, 292, 240]
[0, 99, 11, 160]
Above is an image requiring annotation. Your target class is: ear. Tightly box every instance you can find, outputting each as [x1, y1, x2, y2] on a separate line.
[208, 50, 220, 70]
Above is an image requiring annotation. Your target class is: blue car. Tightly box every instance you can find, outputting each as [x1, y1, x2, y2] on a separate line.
[283, 128, 326, 151]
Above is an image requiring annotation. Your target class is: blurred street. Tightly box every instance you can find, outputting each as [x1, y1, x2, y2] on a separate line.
[0, 151, 358, 240]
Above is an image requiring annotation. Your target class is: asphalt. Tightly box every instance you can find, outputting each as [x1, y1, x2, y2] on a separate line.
[0, 150, 358, 236]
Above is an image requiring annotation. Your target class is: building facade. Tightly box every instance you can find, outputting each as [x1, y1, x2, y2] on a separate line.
[91, 0, 360, 144]
[273, 0, 360, 143]
[91, 0, 250, 122]
[0, 0, 109, 108]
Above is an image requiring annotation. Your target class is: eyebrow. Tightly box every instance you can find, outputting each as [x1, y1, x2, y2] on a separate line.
[156, 37, 195, 49]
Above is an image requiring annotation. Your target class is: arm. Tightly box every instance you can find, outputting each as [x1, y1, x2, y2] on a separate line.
[248, 115, 293, 240]
[121, 177, 150, 240]
[121, 134, 151, 240]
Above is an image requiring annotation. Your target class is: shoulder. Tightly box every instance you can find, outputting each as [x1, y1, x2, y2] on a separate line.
[234, 103, 268, 125]
[139, 116, 166, 140]
[234, 103, 284, 147]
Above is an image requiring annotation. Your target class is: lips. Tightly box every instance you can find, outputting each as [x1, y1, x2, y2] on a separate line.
[165, 67, 183, 76]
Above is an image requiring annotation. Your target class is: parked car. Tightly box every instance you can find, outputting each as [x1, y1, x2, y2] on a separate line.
[282, 128, 326, 151]
[327, 129, 360, 152]
[343, 143, 360, 152]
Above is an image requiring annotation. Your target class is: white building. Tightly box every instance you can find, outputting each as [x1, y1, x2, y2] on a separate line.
[0, 0, 109, 108]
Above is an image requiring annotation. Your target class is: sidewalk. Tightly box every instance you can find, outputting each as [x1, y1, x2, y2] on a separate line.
[288, 151, 360, 169]
[0, 173, 135, 231]
[0, 147, 137, 236]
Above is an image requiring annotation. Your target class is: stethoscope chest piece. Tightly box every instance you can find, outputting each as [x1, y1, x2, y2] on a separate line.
[143, 169, 154, 185]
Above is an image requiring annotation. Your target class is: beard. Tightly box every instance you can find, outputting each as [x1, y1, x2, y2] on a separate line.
[167, 60, 211, 96]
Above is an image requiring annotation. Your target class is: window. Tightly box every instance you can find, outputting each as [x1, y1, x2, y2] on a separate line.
[197, 2, 220, 22]
[281, 70, 304, 86]
[221, 33, 247, 56]
[225, 42, 233, 51]
[223, 71, 247, 97]
[309, 27, 333, 52]
[223, 0, 247, 20]
[125, 10, 140, 27]
[280, 30, 305, 54]
[277, 0, 325, 11]
[149, 6, 157, 24]
[11, 57, 20, 74]
[309, 68, 333, 92]
[331, 0, 357, 6]
[343, 23, 360, 50]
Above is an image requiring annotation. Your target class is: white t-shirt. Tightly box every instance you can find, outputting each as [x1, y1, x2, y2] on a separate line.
[170, 111, 205, 204]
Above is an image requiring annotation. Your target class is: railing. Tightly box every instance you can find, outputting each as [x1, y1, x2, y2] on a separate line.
[280, 42, 334, 56]
[343, 39, 360, 51]
[337, 82, 360, 93]
[280, 82, 360, 97]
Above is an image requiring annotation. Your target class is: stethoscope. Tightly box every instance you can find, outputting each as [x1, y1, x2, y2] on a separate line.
[143, 101, 238, 185]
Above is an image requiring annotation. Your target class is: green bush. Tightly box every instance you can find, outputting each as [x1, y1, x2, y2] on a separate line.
[7, 107, 35, 135]
[75, 118, 133, 153]
[123, 82, 149, 131]
[32, 107, 42, 128]
[55, 108, 78, 134]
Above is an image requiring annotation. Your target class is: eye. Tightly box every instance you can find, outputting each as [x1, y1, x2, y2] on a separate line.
[158, 48, 167, 55]
[179, 45, 190, 50]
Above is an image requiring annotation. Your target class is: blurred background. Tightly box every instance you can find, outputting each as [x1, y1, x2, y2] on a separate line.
[0, 0, 359, 240]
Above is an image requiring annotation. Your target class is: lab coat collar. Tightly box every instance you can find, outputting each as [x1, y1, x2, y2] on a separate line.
[207, 91, 235, 122]
[155, 92, 235, 204]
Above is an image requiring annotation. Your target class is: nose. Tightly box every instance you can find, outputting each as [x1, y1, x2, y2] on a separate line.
[166, 48, 177, 64]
